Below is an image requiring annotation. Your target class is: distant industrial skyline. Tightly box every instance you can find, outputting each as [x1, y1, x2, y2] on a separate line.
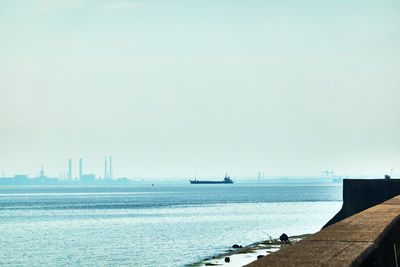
[0, 155, 133, 185]
[1, 0, 399, 178]
[60, 156, 114, 180]
[0, 155, 394, 180]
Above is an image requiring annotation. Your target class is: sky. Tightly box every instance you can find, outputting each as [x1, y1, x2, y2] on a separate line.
[1, 0, 399, 179]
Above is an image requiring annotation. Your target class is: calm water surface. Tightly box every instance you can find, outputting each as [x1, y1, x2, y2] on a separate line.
[0, 184, 342, 266]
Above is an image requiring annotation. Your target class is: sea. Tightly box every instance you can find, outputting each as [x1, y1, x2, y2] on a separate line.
[0, 183, 342, 266]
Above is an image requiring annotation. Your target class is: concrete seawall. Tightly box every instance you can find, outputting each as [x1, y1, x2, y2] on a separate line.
[325, 179, 400, 228]
[246, 179, 400, 267]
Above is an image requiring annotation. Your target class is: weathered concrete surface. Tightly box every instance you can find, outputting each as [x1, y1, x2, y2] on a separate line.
[325, 179, 400, 228]
[245, 195, 400, 267]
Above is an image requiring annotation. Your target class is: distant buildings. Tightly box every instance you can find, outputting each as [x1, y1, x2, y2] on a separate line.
[0, 174, 58, 185]
[0, 156, 132, 185]
[81, 173, 96, 184]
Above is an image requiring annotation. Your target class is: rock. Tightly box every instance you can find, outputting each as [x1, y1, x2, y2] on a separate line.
[280, 233, 289, 243]
[257, 255, 264, 259]
[224, 257, 230, 263]
[232, 244, 241, 248]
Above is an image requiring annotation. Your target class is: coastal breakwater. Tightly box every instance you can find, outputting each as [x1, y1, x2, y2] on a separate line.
[324, 179, 400, 228]
[246, 179, 400, 266]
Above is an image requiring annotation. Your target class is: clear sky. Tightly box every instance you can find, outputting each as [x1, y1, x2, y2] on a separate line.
[1, 0, 399, 179]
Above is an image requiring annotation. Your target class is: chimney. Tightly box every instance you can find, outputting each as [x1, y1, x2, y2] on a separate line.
[109, 156, 112, 180]
[79, 158, 82, 180]
[104, 156, 107, 180]
[68, 158, 72, 180]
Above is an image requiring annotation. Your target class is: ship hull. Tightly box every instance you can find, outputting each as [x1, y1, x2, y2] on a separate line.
[190, 174, 233, 184]
[189, 180, 233, 184]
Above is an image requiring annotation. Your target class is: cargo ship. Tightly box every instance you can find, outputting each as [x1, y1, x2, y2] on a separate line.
[190, 174, 233, 184]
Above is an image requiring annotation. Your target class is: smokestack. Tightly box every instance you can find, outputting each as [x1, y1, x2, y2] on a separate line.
[79, 158, 82, 180]
[104, 156, 107, 180]
[68, 158, 72, 180]
[109, 156, 112, 180]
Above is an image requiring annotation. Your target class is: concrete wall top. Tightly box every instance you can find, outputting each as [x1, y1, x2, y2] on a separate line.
[246, 193, 400, 266]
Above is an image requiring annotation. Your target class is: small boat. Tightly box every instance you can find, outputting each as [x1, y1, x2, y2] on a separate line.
[190, 174, 233, 184]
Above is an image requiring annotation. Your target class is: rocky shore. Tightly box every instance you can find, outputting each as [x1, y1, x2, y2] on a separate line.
[188, 234, 310, 267]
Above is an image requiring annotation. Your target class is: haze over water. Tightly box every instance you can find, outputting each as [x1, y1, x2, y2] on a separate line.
[1, 0, 399, 178]
[0, 183, 342, 266]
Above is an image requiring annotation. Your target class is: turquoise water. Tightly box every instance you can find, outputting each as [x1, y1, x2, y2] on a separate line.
[0, 184, 342, 266]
